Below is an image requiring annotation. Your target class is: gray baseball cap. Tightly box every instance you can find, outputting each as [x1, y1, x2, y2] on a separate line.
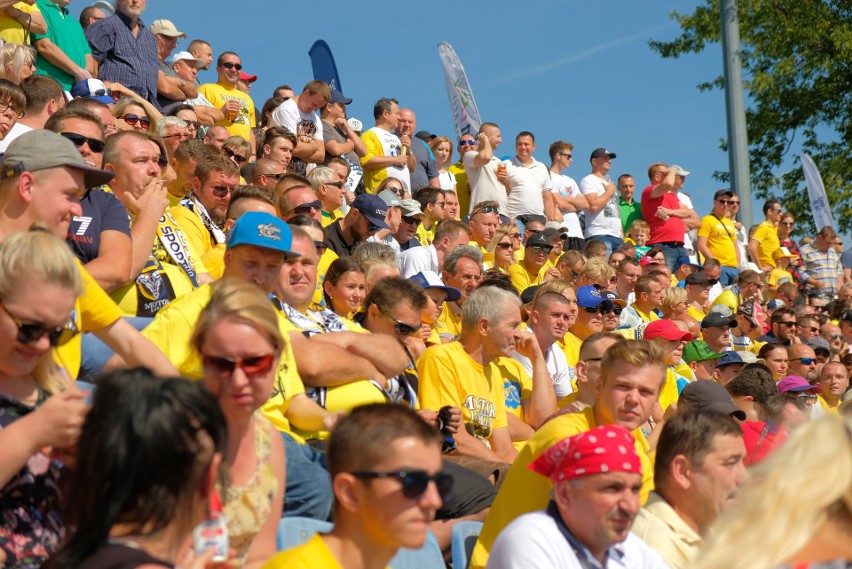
[1, 130, 115, 188]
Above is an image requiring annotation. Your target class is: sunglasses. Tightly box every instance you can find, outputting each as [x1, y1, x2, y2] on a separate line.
[831, 334, 845, 341]
[529, 245, 550, 254]
[797, 324, 819, 333]
[582, 305, 620, 315]
[284, 200, 322, 216]
[324, 181, 345, 188]
[89, 87, 112, 97]
[471, 205, 498, 217]
[796, 393, 818, 402]
[778, 321, 797, 327]
[352, 469, 453, 500]
[210, 186, 236, 198]
[558, 152, 573, 159]
[379, 307, 420, 336]
[262, 172, 286, 180]
[163, 131, 192, 140]
[716, 199, 733, 205]
[458, 140, 477, 147]
[220, 62, 242, 70]
[224, 147, 247, 164]
[788, 357, 816, 365]
[0, 303, 77, 347]
[202, 353, 276, 377]
[60, 132, 105, 153]
[510, 233, 521, 240]
[314, 241, 328, 255]
[496, 242, 513, 250]
[401, 215, 421, 226]
[122, 113, 150, 128]
[182, 120, 201, 129]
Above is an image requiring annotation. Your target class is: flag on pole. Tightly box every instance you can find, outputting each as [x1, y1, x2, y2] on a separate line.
[437, 42, 482, 140]
[800, 153, 835, 231]
[308, 40, 342, 93]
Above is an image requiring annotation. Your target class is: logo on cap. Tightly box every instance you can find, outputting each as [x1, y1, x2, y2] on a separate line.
[257, 223, 281, 240]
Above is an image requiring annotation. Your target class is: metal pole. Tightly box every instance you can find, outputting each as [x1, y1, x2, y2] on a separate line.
[720, 0, 753, 228]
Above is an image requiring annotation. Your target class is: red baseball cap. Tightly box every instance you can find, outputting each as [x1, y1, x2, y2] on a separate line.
[238, 71, 257, 83]
[643, 319, 693, 342]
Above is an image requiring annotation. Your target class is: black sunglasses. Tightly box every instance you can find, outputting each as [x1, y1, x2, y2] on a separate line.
[583, 305, 619, 315]
[471, 205, 498, 217]
[0, 303, 77, 347]
[284, 200, 322, 216]
[262, 172, 286, 180]
[210, 186, 236, 198]
[60, 132, 106, 153]
[380, 307, 420, 336]
[352, 469, 453, 500]
[401, 215, 421, 226]
[122, 113, 150, 128]
[224, 147, 247, 164]
[496, 242, 513, 250]
[220, 62, 242, 70]
[324, 181, 345, 188]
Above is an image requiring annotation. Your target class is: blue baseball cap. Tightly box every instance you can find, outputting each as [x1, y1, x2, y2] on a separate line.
[226, 212, 298, 257]
[675, 255, 704, 270]
[576, 285, 612, 309]
[717, 351, 744, 368]
[408, 271, 461, 302]
[353, 193, 390, 229]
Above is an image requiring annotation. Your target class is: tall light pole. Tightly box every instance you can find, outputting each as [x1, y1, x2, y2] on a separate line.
[720, 0, 753, 228]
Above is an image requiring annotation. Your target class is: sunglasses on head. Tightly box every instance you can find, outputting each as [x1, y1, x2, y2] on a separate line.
[471, 205, 498, 217]
[60, 132, 105, 153]
[284, 200, 322, 216]
[122, 113, 151, 128]
[210, 185, 235, 198]
[220, 62, 242, 70]
[401, 215, 421, 226]
[788, 357, 816, 365]
[0, 303, 77, 347]
[380, 307, 420, 336]
[352, 469, 453, 500]
[223, 147, 247, 164]
[202, 353, 276, 377]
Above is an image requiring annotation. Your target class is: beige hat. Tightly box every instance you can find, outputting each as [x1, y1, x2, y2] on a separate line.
[150, 19, 186, 38]
[1, 130, 114, 188]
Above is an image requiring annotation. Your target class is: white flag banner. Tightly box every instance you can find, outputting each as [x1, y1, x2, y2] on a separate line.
[438, 42, 482, 140]
[800, 153, 835, 231]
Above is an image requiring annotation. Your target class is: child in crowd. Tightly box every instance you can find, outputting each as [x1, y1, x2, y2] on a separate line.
[767, 247, 796, 299]
[625, 219, 651, 259]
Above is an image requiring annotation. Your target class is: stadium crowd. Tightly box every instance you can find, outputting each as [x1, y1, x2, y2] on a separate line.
[0, 1, 851, 568]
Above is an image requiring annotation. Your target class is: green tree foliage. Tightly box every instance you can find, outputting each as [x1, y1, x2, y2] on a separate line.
[650, 0, 852, 233]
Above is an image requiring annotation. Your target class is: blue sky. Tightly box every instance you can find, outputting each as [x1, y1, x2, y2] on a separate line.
[75, 0, 836, 236]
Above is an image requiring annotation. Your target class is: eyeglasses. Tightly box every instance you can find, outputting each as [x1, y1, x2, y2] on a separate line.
[558, 152, 573, 159]
[496, 242, 513, 250]
[778, 321, 796, 327]
[788, 357, 816, 365]
[471, 205, 498, 217]
[121, 114, 151, 128]
[224, 147, 247, 164]
[352, 469, 453, 500]
[401, 215, 421, 226]
[796, 393, 818, 402]
[220, 62, 243, 70]
[283, 200, 322, 216]
[261, 172, 286, 180]
[202, 353, 276, 377]
[458, 140, 477, 147]
[716, 199, 733, 205]
[0, 303, 77, 347]
[60, 132, 105, 153]
[324, 181, 345, 188]
[0, 100, 24, 119]
[209, 186, 236, 198]
[380, 307, 420, 336]
[163, 132, 192, 140]
[314, 241, 328, 255]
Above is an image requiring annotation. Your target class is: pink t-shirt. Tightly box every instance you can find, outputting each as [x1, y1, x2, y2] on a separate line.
[641, 184, 685, 244]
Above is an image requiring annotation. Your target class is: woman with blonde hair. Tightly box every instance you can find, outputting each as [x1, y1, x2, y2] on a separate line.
[429, 135, 456, 191]
[575, 257, 616, 291]
[0, 227, 84, 567]
[661, 287, 689, 320]
[112, 97, 159, 133]
[192, 278, 286, 568]
[693, 414, 852, 569]
[486, 225, 516, 273]
[0, 42, 36, 84]
[223, 135, 252, 167]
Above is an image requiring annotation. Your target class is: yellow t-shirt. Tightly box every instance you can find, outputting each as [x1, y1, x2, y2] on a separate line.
[468, 407, 654, 569]
[416, 222, 436, 246]
[436, 301, 462, 342]
[321, 209, 343, 228]
[55, 263, 123, 379]
[261, 534, 347, 569]
[768, 267, 793, 291]
[447, 160, 469, 215]
[817, 394, 841, 415]
[197, 82, 256, 142]
[0, 3, 39, 44]
[711, 289, 741, 313]
[109, 259, 196, 318]
[687, 305, 706, 324]
[417, 342, 509, 444]
[697, 214, 738, 268]
[659, 368, 679, 412]
[168, 204, 217, 259]
[507, 263, 545, 294]
[202, 244, 226, 280]
[751, 220, 779, 269]
[312, 247, 339, 307]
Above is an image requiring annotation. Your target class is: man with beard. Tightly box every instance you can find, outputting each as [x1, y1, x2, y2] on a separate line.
[513, 292, 575, 399]
[470, 340, 666, 569]
[487, 425, 669, 569]
[170, 152, 239, 260]
[324, 193, 389, 257]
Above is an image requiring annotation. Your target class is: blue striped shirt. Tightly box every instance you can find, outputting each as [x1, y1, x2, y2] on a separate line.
[85, 11, 160, 109]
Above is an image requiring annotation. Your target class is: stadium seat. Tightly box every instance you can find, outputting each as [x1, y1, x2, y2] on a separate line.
[451, 521, 483, 569]
[388, 530, 445, 569]
[276, 516, 333, 551]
